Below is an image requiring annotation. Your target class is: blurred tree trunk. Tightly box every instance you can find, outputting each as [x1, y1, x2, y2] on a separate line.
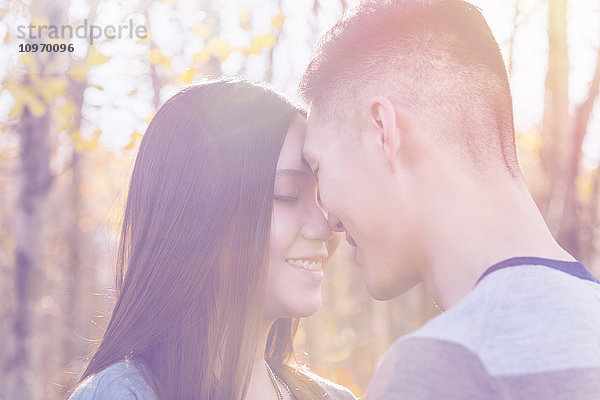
[586, 167, 600, 266]
[564, 49, 600, 264]
[61, 80, 86, 394]
[540, 0, 573, 252]
[4, 3, 64, 399]
[507, 0, 521, 77]
[541, 0, 600, 260]
[6, 101, 52, 400]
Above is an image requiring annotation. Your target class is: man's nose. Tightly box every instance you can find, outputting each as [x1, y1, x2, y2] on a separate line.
[327, 212, 345, 232]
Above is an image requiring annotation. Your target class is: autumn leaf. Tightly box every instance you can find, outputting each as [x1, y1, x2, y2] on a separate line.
[191, 24, 211, 39]
[40, 78, 68, 101]
[123, 131, 143, 151]
[20, 53, 39, 76]
[205, 37, 231, 61]
[56, 100, 78, 130]
[177, 67, 197, 84]
[8, 102, 24, 119]
[576, 173, 593, 199]
[70, 130, 100, 151]
[193, 49, 210, 64]
[69, 63, 88, 82]
[87, 47, 110, 66]
[271, 11, 285, 31]
[150, 48, 171, 67]
[4, 83, 46, 118]
[245, 34, 276, 55]
[144, 112, 156, 123]
[239, 10, 252, 32]
[30, 15, 50, 27]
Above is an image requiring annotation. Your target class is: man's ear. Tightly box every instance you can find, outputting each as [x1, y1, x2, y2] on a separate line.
[368, 96, 403, 172]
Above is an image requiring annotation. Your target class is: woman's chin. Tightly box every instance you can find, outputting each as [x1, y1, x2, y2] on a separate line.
[280, 297, 322, 319]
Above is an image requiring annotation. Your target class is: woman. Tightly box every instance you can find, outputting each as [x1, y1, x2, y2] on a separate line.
[67, 78, 356, 400]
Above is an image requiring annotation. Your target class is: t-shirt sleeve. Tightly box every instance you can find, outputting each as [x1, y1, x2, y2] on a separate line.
[365, 338, 499, 400]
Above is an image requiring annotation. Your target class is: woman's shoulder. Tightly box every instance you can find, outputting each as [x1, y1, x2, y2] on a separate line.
[302, 370, 358, 400]
[68, 358, 157, 400]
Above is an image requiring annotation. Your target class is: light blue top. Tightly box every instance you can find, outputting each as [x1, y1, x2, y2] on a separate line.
[69, 358, 357, 400]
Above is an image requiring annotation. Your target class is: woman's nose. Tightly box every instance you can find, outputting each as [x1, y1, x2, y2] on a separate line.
[301, 206, 335, 241]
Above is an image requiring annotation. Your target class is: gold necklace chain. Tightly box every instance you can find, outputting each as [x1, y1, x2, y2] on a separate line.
[432, 298, 445, 313]
[264, 359, 293, 400]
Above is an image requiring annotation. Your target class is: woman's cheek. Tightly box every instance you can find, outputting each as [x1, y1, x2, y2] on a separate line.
[271, 203, 300, 246]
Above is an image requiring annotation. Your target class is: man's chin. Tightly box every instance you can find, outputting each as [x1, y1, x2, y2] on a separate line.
[366, 275, 420, 301]
[366, 284, 400, 301]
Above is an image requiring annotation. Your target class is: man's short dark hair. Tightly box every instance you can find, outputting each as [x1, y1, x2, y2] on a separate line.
[299, 0, 520, 177]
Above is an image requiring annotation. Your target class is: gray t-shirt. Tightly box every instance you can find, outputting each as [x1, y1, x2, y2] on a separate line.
[367, 257, 600, 400]
[69, 358, 357, 400]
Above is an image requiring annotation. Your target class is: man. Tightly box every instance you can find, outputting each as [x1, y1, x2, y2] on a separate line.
[298, 0, 600, 398]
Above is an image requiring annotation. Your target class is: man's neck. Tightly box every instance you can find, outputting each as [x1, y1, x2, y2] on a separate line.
[420, 177, 573, 311]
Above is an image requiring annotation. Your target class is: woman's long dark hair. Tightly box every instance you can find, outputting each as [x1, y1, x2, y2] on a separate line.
[70, 78, 328, 399]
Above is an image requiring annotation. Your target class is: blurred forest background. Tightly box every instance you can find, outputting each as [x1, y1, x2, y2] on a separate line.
[1, 0, 600, 399]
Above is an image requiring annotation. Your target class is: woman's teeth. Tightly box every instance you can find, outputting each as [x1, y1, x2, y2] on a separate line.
[286, 259, 323, 271]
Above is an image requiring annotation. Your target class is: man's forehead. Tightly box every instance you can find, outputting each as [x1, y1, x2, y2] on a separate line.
[305, 113, 334, 138]
[302, 118, 329, 159]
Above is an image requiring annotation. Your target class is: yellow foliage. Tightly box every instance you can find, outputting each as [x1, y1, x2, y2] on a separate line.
[205, 37, 231, 61]
[191, 24, 211, 39]
[239, 10, 252, 32]
[5, 83, 24, 118]
[8, 102, 24, 119]
[137, 32, 152, 44]
[20, 53, 39, 75]
[87, 47, 111, 67]
[40, 78, 67, 101]
[516, 129, 541, 153]
[67, 47, 109, 81]
[30, 16, 50, 27]
[576, 173, 594, 199]
[150, 48, 171, 67]
[123, 131, 143, 151]
[70, 130, 100, 151]
[56, 100, 78, 130]
[178, 67, 197, 84]
[26, 96, 46, 117]
[5, 82, 28, 101]
[69, 63, 88, 82]
[5, 83, 47, 118]
[271, 11, 285, 31]
[245, 34, 276, 55]
[144, 112, 156, 123]
[193, 49, 210, 64]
